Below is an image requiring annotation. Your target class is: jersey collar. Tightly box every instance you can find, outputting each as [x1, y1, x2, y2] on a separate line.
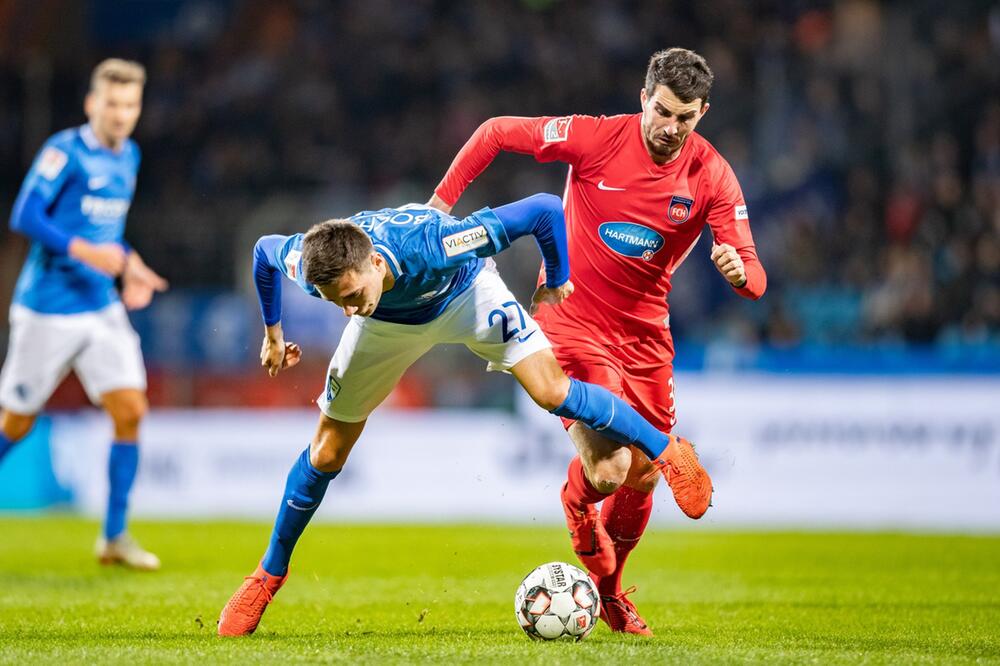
[80, 123, 126, 155]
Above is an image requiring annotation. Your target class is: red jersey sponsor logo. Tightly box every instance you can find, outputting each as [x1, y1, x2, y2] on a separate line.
[668, 195, 694, 224]
[542, 117, 572, 143]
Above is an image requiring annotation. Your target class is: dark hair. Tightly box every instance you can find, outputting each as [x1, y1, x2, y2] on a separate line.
[645, 48, 714, 104]
[301, 219, 373, 285]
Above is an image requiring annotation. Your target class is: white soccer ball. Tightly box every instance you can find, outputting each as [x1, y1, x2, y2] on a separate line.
[514, 561, 600, 641]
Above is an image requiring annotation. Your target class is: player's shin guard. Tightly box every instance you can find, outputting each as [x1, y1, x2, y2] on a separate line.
[599, 485, 654, 596]
[105, 441, 139, 540]
[261, 447, 339, 577]
[551, 378, 668, 461]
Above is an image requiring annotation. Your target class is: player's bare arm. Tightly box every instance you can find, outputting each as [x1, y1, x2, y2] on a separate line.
[121, 250, 169, 310]
[68, 237, 128, 277]
[426, 193, 452, 215]
[710, 243, 747, 288]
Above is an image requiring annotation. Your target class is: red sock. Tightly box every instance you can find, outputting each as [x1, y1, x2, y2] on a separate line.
[563, 455, 611, 513]
[598, 485, 654, 595]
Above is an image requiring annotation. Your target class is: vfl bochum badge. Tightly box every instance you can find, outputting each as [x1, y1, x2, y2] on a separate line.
[667, 195, 694, 224]
[326, 376, 342, 402]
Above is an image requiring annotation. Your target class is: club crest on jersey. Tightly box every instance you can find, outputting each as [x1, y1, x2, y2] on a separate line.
[326, 376, 341, 402]
[598, 222, 664, 261]
[667, 195, 694, 224]
[542, 117, 572, 143]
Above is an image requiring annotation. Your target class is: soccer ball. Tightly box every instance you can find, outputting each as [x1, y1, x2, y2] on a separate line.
[514, 561, 600, 641]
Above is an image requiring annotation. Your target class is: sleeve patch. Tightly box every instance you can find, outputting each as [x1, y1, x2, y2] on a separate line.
[442, 225, 489, 257]
[542, 117, 572, 143]
[284, 249, 301, 279]
[734, 205, 749, 220]
[37, 147, 68, 180]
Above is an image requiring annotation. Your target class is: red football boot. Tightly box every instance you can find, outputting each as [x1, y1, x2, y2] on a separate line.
[598, 585, 653, 636]
[561, 482, 616, 577]
[218, 562, 287, 636]
[646, 434, 713, 519]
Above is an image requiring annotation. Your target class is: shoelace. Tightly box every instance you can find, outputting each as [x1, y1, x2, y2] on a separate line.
[235, 576, 274, 615]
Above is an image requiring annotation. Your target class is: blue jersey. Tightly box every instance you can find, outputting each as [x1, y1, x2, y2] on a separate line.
[11, 124, 140, 314]
[264, 204, 512, 325]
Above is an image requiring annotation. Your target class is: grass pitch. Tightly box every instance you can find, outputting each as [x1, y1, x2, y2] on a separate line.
[0, 518, 998, 664]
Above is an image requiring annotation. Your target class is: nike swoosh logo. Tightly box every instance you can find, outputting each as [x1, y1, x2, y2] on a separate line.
[286, 499, 317, 511]
[88, 176, 109, 190]
[516, 330, 537, 343]
[597, 180, 626, 191]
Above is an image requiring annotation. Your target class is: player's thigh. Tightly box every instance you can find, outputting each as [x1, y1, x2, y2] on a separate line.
[74, 304, 147, 405]
[620, 355, 676, 491]
[0, 306, 84, 415]
[318, 316, 434, 423]
[454, 267, 552, 375]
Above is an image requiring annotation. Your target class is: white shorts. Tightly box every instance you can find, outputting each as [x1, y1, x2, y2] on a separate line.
[318, 266, 551, 422]
[0, 303, 147, 414]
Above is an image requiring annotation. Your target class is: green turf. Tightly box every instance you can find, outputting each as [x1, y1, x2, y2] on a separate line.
[0, 518, 998, 664]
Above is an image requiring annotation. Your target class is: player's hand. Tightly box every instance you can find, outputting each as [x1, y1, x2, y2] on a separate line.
[261, 327, 302, 377]
[69, 239, 127, 277]
[121, 254, 169, 310]
[529, 280, 575, 315]
[425, 193, 453, 215]
[711, 243, 747, 288]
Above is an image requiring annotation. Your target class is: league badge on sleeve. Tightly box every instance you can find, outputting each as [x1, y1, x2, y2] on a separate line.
[37, 147, 69, 180]
[543, 117, 572, 143]
[667, 195, 694, 224]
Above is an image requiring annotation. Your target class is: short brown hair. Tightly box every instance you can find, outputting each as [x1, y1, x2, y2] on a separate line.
[645, 48, 713, 104]
[91, 58, 146, 90]
[302, 219, 374, 285]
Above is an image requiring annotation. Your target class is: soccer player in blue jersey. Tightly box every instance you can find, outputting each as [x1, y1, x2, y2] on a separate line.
[217, 193, 711, 636]
[0, 59, 168, 570]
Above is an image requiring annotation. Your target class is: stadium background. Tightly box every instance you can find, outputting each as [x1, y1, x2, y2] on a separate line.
[0, 0, 998, 526]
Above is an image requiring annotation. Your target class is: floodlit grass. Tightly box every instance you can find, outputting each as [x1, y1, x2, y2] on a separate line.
[1, 517, 998, 664]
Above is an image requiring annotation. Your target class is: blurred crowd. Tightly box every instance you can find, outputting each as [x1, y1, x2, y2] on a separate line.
[1, 0, 998, 404]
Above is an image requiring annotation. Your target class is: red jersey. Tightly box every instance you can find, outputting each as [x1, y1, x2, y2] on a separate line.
[435, 113, 766, 346]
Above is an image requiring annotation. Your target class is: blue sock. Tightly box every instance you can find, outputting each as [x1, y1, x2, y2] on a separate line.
[0, 432, 15, 463]
[261, 447, 339, 577]
[551, 378, 670, 460]
[105, 441, 139, 540]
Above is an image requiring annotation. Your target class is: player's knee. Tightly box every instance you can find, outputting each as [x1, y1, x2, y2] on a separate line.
[583, 450, 630, 494]
[528, 376, 570, 413]
[1, 411, 36, 442]
[109, 396, 147, 433]
[309, 432, 350, 473]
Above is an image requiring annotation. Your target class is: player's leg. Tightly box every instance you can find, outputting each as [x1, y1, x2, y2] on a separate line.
[219, 316, 434, 637]
[75, 304, 158, 569]
[0, 410, 36, 462]
[596, 351, 678, 635]
[0, 305, 84, 461]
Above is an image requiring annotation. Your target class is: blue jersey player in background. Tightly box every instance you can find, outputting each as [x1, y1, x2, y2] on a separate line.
[0, 59, 168, 570]
[218, 193, 711, 636]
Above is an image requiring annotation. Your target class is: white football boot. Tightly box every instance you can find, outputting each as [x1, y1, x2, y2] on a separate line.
[95, 533, 161, 571]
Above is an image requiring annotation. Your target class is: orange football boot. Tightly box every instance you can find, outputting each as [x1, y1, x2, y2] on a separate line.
[598, 585, 653, 636]
[218, 563, 287, 636]
[560, 482, 616, 577]
[646, 434, 713, 519]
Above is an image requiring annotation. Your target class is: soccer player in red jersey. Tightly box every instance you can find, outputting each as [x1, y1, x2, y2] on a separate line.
[429, 48, 766, 635]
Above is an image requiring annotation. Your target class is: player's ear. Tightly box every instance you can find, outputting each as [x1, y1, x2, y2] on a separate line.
[700, 101, 710, 118]
[84, 91, 95, 117]
[640, 87, 648, 107]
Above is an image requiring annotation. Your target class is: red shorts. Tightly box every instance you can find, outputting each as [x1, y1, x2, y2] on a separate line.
[547, 330, 676, 433]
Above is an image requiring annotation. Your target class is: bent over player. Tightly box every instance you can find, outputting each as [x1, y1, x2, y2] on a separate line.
[429, 48, 766, 634]
[0, 59, 168, 569]
[217, 193, 711, 636]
